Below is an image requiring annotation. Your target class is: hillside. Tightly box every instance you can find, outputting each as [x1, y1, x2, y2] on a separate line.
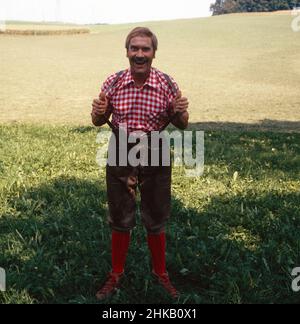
[0, 13, 300, 131]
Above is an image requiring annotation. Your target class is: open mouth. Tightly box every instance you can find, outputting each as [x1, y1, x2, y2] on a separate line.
[133, 59, 148, 66]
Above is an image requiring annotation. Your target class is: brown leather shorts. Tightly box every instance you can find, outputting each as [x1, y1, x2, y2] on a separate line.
[106, 164, 171, 234]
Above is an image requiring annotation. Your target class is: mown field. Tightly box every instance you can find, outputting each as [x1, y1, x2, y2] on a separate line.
[0, 13, 300, 304]
[0, 13, 300, 130]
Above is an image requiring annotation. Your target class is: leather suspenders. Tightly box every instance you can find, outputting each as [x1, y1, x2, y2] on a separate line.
[103, 70, 125, 132]
[159, 73, 179, 131]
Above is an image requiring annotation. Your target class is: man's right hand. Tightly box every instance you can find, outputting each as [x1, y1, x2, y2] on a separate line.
[91, 92, 109, 117]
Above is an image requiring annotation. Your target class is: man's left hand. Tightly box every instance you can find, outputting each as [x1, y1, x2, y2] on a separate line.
[172, 91, 189, 114]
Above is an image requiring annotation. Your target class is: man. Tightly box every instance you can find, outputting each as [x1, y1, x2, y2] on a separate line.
[91, 27, 189, 300]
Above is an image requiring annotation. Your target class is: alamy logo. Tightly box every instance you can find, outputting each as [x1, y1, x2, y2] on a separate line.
[291, 267, 300, 292]
[0, 267, 6, 292]
[291, 7, 300, 32]
[96, 129, 204, 177]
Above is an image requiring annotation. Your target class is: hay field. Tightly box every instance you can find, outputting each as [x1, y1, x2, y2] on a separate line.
[0, 21, 90, 35]
[4, 21, 89, 31]
[0, 13, 300, 131]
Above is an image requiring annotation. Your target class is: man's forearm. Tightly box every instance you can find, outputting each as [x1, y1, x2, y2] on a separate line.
[91, 106, 112, 127]
[171, 111, 189, 130]
[92, 114, 108, 127]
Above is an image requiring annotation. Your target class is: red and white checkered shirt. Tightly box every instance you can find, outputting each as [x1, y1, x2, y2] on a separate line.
[101, 67, 179, 132]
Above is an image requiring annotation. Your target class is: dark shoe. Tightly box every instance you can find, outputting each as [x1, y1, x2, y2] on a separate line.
[152, 271, 180, 299]
[96, 272, 123, 301]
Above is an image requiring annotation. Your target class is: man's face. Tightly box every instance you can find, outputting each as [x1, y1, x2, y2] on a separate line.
[127, 36, 155, 76]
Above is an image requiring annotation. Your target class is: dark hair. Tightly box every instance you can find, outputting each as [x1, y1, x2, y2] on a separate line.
[125, 27, 158, 52]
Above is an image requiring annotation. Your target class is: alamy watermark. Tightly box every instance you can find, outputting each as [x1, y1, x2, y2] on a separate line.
[291, 7, 300, 32]
[291, 267, 300, 292]
[0, 267, 6, 292]
[96, 128, 204, 177]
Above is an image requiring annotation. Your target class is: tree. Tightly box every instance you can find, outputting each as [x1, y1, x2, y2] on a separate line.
[210, 0, 300, 15]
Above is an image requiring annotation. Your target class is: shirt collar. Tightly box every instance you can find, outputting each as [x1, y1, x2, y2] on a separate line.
[121, 68, 159, 89]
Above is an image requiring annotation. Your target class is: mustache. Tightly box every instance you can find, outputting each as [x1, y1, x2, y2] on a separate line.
[132, 57, 148, 64]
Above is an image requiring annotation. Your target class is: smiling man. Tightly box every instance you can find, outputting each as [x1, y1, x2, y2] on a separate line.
[91, 27, 189, 301]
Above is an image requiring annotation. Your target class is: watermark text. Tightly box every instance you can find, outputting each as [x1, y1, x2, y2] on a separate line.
[292, 267, 300, 292]
[0, 267, 6, 292]
[291, 7, 300, 32]
[96, 129, 204, 177]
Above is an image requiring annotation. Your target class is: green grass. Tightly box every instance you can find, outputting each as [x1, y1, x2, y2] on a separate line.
[1, 13, 300, 304]
[0, 124, 299, 304]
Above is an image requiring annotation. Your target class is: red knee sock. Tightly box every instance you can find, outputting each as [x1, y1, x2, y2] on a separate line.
[112, 230, 130, 274]
[147, 232, 166, 275]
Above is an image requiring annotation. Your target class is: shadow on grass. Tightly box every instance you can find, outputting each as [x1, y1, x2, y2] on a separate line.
[70, 119, 300, 134]
[1, 174, 299, 304]
[1, 176, 190, 304]
[186, 119, 300, 133]
[70, 126, 96, 134]
[168, 189, 300, 304]
[0, 177, 110, 304]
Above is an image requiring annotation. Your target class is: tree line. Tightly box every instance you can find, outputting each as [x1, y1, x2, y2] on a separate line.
[210, 0, 300, 15]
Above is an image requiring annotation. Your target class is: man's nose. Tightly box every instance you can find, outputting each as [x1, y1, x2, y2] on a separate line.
[136, 49, 144, 57]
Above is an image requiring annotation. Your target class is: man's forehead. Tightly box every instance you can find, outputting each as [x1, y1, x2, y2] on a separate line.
[129, 36, 153, 47]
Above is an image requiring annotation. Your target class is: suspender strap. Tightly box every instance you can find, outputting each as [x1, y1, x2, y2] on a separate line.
[107, 70, 125, 92]
[104, 70, 125, 130]
[159, 73, 179, 132]
[163, 73, 177, 96]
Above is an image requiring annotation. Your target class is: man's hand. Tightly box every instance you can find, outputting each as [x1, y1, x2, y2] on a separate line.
[170, 90, 189, 130]
[91, 92, 109, 118]
[172, 90, 189, 114]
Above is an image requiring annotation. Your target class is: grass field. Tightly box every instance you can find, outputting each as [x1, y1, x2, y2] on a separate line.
[0, 13, 300, 304]
[0, 13, 300, 130]
[0, 124, 299, 304]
